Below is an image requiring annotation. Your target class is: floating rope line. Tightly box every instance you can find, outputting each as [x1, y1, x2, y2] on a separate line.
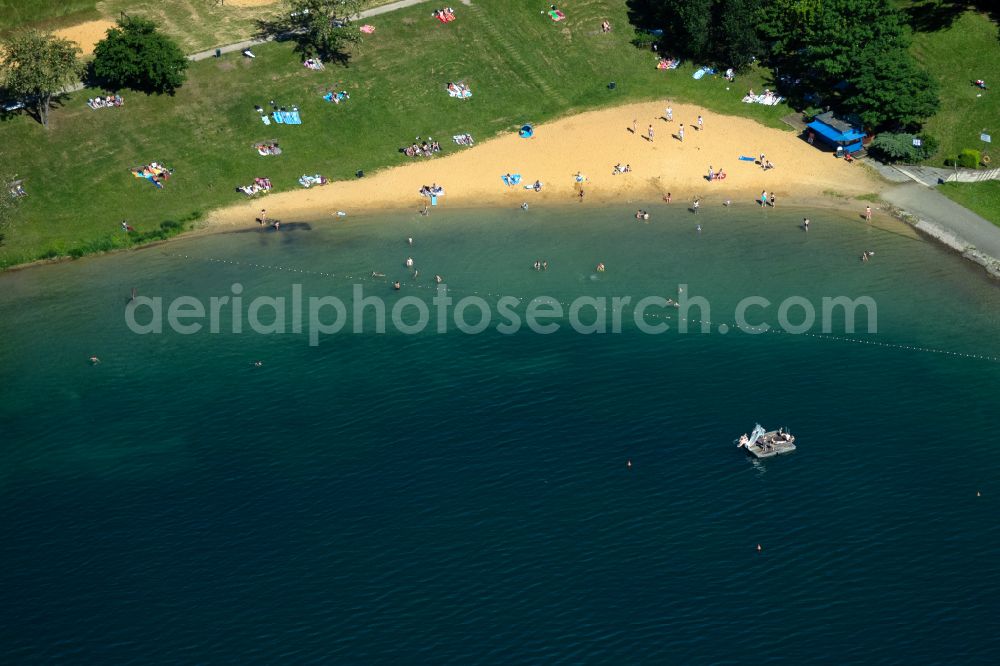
[169, 253, 1000, 363]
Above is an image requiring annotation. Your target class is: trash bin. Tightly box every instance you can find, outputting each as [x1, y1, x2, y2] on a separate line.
[215, 48, 221, 58]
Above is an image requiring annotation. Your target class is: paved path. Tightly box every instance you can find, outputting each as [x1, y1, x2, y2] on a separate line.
[881, 182, 1000, 259]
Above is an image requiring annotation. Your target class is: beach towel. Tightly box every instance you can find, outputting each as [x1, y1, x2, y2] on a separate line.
[738, 155, 756, 161]
[431, 195, 437, 206]
[323, 92, 334, 102]
[549, 10, 565, 21]
[693, 68, 708, 79]
[360, 24, 375, 34]
[502, 174, 522, 186]
[288, 110, 301, 124]
[272, 111, 284, 124]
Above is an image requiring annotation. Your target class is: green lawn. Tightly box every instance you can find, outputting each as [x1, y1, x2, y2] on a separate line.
[1, 0, 424, 53]
[0, 0, 99, 32]
[938, 181, 1000, 228]
[906, 8, 999, 165]
[0, 0, 792, 269]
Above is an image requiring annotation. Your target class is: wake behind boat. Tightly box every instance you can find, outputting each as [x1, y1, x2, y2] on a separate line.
[736, 424, 796, 458]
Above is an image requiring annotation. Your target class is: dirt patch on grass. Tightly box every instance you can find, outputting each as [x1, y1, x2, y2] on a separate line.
[53, 19, 115, 56]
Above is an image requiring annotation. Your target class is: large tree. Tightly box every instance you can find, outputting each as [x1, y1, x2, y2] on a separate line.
[630, 0, 762, 70]
[91, 18, 188, 94]
[0, 30, 83, 128]
[844, 49, 940, 127]
[258, 0, 368, 63]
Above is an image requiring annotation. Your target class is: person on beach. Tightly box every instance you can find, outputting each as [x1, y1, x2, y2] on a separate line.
[521, 202, 529, 210]
[708, 165, 714, 181]
[697, 115, 704, 131]
[632, 118, 637, 134]
[677, 124, 685, 142]
[664, 192, 672, 203]
[260, 209, 267, 226]
[648, 124, 654, 142]
[693, 198, 700, 212]
[865, 205, 873, 222]
[665, 105, 673, 122]
[769, 193, 776, 208]
[578, 188, 585, 201]
[760, 190, 768, 207]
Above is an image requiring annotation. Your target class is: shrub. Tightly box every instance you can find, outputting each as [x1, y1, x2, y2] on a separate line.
[957, 149, 981, 169]
[867, 132, 936, 164]
[631, 30, 657, 49]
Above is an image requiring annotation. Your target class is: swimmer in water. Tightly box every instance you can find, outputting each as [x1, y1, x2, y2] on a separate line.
[371, 271, 386, 278]
[252, 360, 263, 368]
[521, 202, 529, 210]
[407, 237, 413, 246]
[89, 356, 101, 365]
[435, 274, 443, 284]
[413, 269, 419, 280]
[596, 262, 606, 272]
[803, 218, 810, 231]
[696, 224, 702, 233]
[542, 261, 548, 270]
[393, 281, 401, 290]
[405, 257, 414, 268]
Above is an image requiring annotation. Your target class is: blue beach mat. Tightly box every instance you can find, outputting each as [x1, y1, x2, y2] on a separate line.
[502, 174, 522, 186]
[272, 111, 284, 124]
[288, 110, 301, 124]
[738, 155, 756, 161]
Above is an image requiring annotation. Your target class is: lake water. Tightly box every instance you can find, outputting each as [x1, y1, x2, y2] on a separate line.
[2, 203, 999, 662]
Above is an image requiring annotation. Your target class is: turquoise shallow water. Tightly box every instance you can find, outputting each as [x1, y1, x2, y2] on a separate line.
[1, 203, 999, 662]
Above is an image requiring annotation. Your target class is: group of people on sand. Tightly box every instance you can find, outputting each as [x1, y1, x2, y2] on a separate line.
[760, 190, 776, 207]
[88, 94, 124, 110]
[419, 183, 445, 197]
[403, 139, 441, 157]
[612, 163, 632, 175]
[707, 165, 727, 181]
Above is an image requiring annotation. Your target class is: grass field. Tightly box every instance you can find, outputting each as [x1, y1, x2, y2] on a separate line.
[0, 0, 99, 32]
[0, 0, 792, 269]
[1, 0, 419, 52]
[906, 8, 999, 165]
[938, 181, 1000, 228]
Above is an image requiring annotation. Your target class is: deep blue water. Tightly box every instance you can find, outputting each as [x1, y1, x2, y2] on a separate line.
[2, 204, 999, 663]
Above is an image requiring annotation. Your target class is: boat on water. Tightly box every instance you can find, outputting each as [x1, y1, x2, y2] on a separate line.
[736, 424, 796, 458]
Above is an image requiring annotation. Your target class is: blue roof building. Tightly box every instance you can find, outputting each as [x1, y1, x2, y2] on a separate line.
[807, 111, 866, 154]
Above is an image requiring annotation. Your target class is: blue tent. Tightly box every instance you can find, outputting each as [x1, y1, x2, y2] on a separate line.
[807, 111, 865, 154]
[519, 124, 533, 138]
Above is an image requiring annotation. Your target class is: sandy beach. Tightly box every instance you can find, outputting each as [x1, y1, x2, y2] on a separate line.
[209, 101, 880, 227]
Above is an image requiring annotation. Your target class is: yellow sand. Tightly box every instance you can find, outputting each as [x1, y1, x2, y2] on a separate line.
[210, 101, 879, 226]
[53, 20, 116, 56]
